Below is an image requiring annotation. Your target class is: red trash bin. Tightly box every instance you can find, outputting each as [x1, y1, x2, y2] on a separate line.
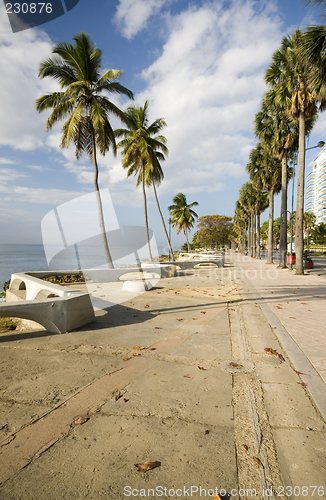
[287, 253, 296, 265]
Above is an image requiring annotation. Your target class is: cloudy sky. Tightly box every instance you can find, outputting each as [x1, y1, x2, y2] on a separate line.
[0, 0, 325, 251]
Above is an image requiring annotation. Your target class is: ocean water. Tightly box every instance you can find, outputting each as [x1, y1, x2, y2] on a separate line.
[0, 244, 48, 288]
[0, 241, 171, 290]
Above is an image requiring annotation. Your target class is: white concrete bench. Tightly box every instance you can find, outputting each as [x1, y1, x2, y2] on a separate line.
[0, 272, 95, 334]
[175, 258, 224, 270]
[82, 264, 177, 282]
[0, 293, 95, 334]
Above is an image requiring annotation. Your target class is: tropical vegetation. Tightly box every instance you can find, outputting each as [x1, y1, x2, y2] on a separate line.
[36, 32, 133, 268]
[168, 193, 198, 252]
[115, 101, 170, 261]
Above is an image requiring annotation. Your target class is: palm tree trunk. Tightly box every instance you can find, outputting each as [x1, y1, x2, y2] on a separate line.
[142, 162, 153, 261]
[257, 212, 261, 259]
[267, 187, 274, 264]
[252, 212, 256, 257]
[153, 183, 174, 261]
[279, 153, 288, 268]
[91, 129, 114, 269]
[248, 216, 251, 255]
[295, 112, 305, 275]
[184, 230, 190, 252]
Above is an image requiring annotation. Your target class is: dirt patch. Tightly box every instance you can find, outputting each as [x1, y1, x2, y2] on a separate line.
[0, 317, 18, 333]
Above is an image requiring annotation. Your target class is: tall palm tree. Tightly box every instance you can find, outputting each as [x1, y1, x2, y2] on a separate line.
[168, 193, 198, 252]
[144, 152, 175, 261]
[255, 94, 298, 267]
[115, 101, 168, 261]
[265, 30, 325, 274]
[233, 201, 249, 252]
[36, 32, 133, 268]
[246, 144, 282, 263]
[302, 26, 326, 93]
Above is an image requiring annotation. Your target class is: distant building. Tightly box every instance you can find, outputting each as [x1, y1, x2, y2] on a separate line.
[306, 146, 326, 224]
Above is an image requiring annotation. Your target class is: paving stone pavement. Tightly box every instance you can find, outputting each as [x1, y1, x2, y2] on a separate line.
[231, 251, 326, 385]
[0, 263, 325, 500]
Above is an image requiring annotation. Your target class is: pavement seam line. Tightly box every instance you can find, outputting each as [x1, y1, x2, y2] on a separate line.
[228, 271, 287, 499]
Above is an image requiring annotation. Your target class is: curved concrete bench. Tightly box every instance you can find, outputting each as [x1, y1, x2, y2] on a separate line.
[0, 293, 95, 334]
[0, 272, 95, 334]
[175, 258, 224, 269]
[9, 273, 80, 301]
[83, 264, 176, 283]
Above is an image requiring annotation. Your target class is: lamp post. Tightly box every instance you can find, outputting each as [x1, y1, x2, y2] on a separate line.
[290, 140, 325, 270]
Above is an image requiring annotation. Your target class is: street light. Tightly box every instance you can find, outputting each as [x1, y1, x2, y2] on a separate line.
[288, 141, 325, 270]
[306, 141, 325, 151]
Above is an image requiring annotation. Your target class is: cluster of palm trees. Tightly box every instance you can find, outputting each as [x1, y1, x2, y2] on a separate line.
[36, 32, 174, 267]
[234, 20, 326, 274]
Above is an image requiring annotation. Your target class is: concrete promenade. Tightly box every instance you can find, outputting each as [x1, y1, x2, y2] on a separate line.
[231, 251, 326, 384]
[0, 258, 325, 499]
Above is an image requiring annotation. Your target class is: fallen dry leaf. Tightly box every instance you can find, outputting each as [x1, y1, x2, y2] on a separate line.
[133, 346, 144, 350]
[154, 327, 162, 329]
[242, 444, 248, 451]
[200, 311, 206, 314]
[74, 416, 88, 425]
[124, 357, 132, 361]
[144, 305, 150, 308]
[183, 375, 192, 378]
[205, 429, 210, 434]
[293, 370, 307, 375]
[135, 460, 160, 472]
[276, 305, 282, 309]
[122, 398, 128, 403]
[253, 456, 264, 468]
[176, 318, 184, 321]
[229, 362, 243, 368]
[264, 347, 284, 361]
[301, 302, 308, 305]
[115, 392, 122, 401]
[212, 494, 222, 500]
[198, 366, 207, 370]
[132, 353, 141, 356]
[149, 347, 156, 351]
[298, 382, 308, 387]
[290, 317, 296, 319]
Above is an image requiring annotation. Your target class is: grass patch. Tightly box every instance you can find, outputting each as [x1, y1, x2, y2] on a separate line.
[0, 317, 18, 333]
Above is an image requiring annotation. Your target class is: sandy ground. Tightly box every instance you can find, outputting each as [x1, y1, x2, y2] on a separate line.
[0, 260, 325, 499]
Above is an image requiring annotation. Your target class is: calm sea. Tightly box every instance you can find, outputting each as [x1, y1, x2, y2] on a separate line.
[0, 243, 171, 290]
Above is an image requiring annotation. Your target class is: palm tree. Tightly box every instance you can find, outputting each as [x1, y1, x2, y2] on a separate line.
[36, 32, 133, 268]
[265, 30, 325, 274]
[115, 101, 168, 261]
[301, 26, 326, 90]
[168, 193, 198, 252]
[246, 144, 282, 263]
[144, 152, 175, 261]
[255, 94, 297, 267]
[233, 202, 249, 252]
[303, 211, 316, 250]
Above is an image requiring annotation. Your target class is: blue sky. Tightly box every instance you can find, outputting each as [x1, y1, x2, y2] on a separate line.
[0, 0, 326, 252]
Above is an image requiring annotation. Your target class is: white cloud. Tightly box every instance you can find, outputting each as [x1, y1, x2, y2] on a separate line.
[134, 0, 283, 195]
[114, 0, 170, 39]
[0, 167, 25, 184]
[0, 158, 16, 165]
[0, 185, 86, 206]
[0, 16, 58, 151]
